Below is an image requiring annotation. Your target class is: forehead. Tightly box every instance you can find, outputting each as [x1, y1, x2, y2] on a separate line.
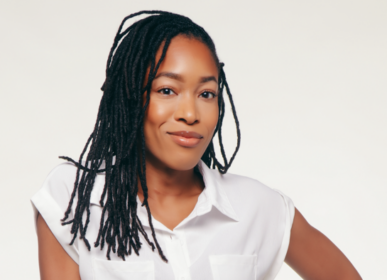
[154, 35, 219, 76]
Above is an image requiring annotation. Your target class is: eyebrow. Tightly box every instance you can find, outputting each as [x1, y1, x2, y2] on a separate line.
[199, 76, 218, 84]
[154, 72, 218, 84]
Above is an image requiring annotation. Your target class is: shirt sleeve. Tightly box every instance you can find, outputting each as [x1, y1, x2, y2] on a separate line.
[263, 189, 295, 280]
[31, 162, 79, 264]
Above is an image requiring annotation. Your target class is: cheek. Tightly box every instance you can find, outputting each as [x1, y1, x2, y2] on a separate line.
[146, 100, 168, 125]
[143, 97, 173, 144]
[201, 102, 219, 136]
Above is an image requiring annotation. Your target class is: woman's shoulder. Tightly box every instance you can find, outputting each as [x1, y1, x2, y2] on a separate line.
[42, 162, 79, 194]
[205, 168, 294, 217]
[31, 162, 81, 264]
[210, 168, 288, 201]
[31, 162, 82, 212]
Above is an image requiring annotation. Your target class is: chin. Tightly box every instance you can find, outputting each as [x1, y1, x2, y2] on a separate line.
[167, 156, 202, 171]
[146, 148, 203, 171]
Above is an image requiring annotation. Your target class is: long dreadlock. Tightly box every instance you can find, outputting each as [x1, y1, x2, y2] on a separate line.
[60, 10, 241, 261]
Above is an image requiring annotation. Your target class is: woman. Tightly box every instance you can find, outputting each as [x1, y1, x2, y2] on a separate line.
[32, 11, 362, 280]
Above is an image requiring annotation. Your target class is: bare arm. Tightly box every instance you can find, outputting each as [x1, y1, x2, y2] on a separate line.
[37, 213, 81, 280]
[285, 208, 362, 280]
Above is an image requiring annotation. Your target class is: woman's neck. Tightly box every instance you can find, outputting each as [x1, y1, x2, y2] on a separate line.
[137, 158, 204, 230]
[138, 157, 204, 200]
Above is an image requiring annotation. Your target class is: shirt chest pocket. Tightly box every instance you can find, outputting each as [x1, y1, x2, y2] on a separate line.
[93, 258, 155, 280]
[209, 255, 257, 280]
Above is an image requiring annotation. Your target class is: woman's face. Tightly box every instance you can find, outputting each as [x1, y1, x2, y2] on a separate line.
[144, 35, 219, 171]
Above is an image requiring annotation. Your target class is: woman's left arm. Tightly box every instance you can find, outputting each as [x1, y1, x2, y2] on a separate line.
[285, 208, 362, 280]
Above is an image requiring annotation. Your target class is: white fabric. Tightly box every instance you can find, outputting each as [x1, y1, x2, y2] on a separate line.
[31, 161, 295, 280]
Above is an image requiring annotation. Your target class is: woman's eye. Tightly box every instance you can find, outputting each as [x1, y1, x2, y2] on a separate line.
[200, 91, 216, 99]
[158, 88, 174, 95]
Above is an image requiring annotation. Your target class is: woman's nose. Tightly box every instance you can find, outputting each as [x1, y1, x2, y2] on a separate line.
[174, 94, 199, 125]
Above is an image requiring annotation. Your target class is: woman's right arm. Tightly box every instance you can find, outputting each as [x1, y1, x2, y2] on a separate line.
[37, 213, 81, 280]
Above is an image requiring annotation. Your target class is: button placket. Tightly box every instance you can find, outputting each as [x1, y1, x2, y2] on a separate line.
[164, 232, 191, 280]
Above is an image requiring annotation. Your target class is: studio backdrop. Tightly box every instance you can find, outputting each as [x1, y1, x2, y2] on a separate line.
[0, 0, 386, 279]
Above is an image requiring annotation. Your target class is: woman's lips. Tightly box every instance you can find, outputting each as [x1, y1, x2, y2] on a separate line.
[167, 131, 203, 147]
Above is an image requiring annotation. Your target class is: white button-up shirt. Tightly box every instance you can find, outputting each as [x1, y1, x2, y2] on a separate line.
[32, 161, 294, 280]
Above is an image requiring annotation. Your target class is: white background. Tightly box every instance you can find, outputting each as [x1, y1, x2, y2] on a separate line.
[1, 0, 386, 279]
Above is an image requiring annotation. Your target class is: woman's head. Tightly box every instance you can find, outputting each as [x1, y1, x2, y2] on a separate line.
[61, 11, 240, 261]
[101, 11, 240, 172]
[144, 35, 220, 171]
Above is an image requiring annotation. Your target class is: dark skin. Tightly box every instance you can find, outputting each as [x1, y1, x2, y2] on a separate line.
[136, 158, 204, 231]
[286, 209, 362, 280]
[36, 36, 362, 279]
[37, 214, 81, 280]
[137, 36, 217, 230]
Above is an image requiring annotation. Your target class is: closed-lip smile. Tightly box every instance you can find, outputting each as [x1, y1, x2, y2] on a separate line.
[167, 131, 203, 147]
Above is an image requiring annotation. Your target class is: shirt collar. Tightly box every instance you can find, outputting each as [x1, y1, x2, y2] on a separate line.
[91, 160, 239, 231]
[196, 160, 239, 222]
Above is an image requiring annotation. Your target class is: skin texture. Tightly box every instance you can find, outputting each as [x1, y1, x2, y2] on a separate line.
[143, 36, 219, 172]
[37, 214, 81, 280]
[138, 36, 219, 230]
[36, 35, 362, 279]
[285, 209, 362, 280]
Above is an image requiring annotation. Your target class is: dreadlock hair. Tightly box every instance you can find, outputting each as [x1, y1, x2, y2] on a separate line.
[60, 10, 241, 262]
